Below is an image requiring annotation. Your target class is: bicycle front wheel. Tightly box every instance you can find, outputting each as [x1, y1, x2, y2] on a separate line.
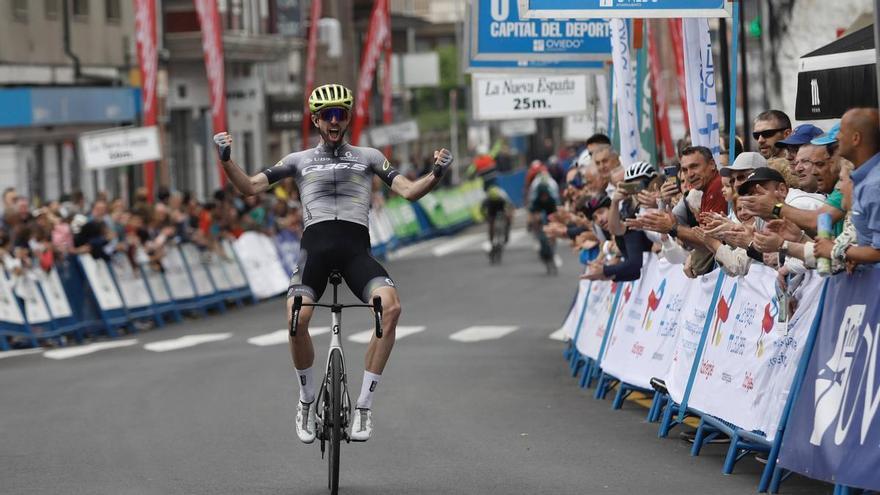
[327, 348, 343, 494]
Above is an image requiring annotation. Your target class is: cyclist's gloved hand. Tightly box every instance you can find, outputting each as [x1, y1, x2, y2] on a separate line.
[213, 132, 232, 162]
[432, 148, 453, 178]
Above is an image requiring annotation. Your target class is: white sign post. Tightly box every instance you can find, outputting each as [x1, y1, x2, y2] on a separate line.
[499, 119, 538, 137]
[472, 73, 589, 121]
[79, 126, 162, 170]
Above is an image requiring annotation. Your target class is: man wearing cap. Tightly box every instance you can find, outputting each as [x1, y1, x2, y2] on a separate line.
[720, 151, 765, 191]
[774, 123, 825, 166]
[741, 124, 847, 235]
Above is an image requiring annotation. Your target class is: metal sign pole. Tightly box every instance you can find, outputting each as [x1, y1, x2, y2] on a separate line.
[874, 0, 880, 112]
[728, 0, 740, 163]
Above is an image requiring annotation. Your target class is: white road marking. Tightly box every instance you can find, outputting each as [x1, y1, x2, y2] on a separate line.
[0, 347, 45, 359]
[247, 327, 330, 347]
[144, 333, 232, 352]
[44, 339, 139, 360]
[348, 325, 426, 344]
[548, 328, 568, 342]
[449, 325, 519, 343]
[387, 237, 449, 261]
[431, 233, 487, 257]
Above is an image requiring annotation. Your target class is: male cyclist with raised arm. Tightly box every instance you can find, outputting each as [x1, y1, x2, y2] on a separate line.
[212, 83, 453, 444]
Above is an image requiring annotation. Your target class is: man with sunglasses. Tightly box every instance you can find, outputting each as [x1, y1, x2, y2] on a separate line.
[752, 110, 793, 160]
[212, 83, 454, 444]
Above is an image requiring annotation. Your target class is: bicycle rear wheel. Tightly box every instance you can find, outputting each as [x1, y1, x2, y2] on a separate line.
[327, 348, 343, 494]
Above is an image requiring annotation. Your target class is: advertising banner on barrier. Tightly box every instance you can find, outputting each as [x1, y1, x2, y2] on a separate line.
[779, 269, 880, 490]
[233, 232, 290, 300]
[688, 266, 824, 439]
[681, 18, 722, 161]
[110, 253, 152, 309]
[180, 244, 215, 297]
[664, 270, 721, 404]
[575, 279, 616, 360]
[137, 248, 172, 304]
[220, 241, 249, 290]
[13, 273, 52, 324]
[562, 280, 591, 341]
[517, 0, 731, 19]
[36, 268, 73, 319]
[601, 255, 691, 390]
[204, 252, 232, 292]
[0, 274, 25, 325]
[472, 73, 589, 121]
[384, 197, 422, 239]
[78, 255, 124, 311]
[467, 0, 610, 72]
[161, 248, 197, 301]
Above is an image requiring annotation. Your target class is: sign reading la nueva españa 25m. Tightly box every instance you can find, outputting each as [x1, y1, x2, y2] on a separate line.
[472, 74, 589, 121]
[470, 0, 611, 64]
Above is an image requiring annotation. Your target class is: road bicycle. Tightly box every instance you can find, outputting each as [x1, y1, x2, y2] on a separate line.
[290, 270, 383, 495]
[488, 212, 509, 265]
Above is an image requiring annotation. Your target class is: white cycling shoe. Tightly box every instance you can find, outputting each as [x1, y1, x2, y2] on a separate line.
[349, 408, 372, 442]
[296, 400, 317, 444]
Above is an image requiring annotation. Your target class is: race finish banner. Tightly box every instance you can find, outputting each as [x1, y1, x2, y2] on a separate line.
[472, 73, 589, 121]
[517, 0, 731, 19]
[779, 268, 880, 491]
[465, 0, 609, 72]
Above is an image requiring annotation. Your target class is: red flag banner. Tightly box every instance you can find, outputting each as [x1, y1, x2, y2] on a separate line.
[194, 0, 228, 186]
[351, 0, 390, 145]
[668, 19, 690, 132]
[134, 0, 158, 200]
[647, 21, 675, 162]
[302, 0, 322, 147]
[381, 6, 393, 157]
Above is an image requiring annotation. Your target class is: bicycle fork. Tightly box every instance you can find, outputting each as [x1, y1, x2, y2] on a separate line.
[317, 308, 353, 458]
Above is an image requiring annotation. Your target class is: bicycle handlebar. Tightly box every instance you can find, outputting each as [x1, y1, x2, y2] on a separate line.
[289, 295, 384, 339]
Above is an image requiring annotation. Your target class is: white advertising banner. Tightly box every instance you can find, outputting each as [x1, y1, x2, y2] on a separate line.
[220, 241, 249, 289]
[369, 209, 396, 247]
[472, 73, 589, 121]
[78, 254, 124, 311]
[78, 126, 162, 170]
[664, 270, 721, 404]
[12, 273, 52, 324]
[0, 273, 25, 325]
[682, 18, 722, 161]
[36, 268, 73, 319]
[233, 232, 290, 300]
[179, 244, 216, 297]
[601, 255, 692, 390]
[137, 248, 172, 304]
[367, 120, 420, 147]
[161, 247, 197, 301]
[688, 267, 824, 440]
[609, 18, 643, 165]
[205, 252, 233, 292]
[561, 280, 591, 341]
[499, 119, 538, 137]
[110, 253, 153, 309]
[575, 279, 617, 360]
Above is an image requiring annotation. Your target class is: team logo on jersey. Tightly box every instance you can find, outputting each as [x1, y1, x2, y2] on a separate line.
[345, 151, 353, 158]
[301, 162, 368, 176]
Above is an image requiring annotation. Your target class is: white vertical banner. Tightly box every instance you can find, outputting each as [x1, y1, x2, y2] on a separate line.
[36, 268, 73, 319]
[682, 18, 721, 161]
[609, 19, 643, 166]
[78, 255, 125, 311]
[561, 280, 591, 341]
[110, 253, 153, 309]
[575, 279, 617, 360]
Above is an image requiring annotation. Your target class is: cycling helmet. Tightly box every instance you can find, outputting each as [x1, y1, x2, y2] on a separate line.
[576, 149, 592, 168]
[308, 83, 353, 113]
[624, 161, 657, 182]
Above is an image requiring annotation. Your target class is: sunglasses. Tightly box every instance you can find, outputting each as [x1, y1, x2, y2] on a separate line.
[752, 128, 786, 140]
[318, 107, 349, 122]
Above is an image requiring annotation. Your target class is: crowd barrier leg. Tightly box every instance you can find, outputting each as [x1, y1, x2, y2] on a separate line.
[658, 401, 692, 438]
[578, 358, 595, 389]
[647, 392, 667, 423]
[593, 373, 617, 400]
[611, 382, 650, 410]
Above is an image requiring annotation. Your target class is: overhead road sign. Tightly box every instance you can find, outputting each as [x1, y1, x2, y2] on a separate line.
[79, 126, 162, 170]
[516, 0, 732, 19]
[465, 0, 611, 73]
[472, 73, 589, 121]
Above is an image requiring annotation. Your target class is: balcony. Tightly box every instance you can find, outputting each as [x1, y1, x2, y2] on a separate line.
[165, 32, 301, 63]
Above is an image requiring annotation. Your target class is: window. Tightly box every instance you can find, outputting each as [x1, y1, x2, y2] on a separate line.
[105, 0, 120, 22]
[72, 0, 89, 18]
[12, 0, 27, 21]
[45, 0, 59, 19]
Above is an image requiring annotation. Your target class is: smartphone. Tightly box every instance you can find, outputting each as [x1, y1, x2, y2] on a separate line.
[663, 165, 682, 191]
[617, 182, 644, 195]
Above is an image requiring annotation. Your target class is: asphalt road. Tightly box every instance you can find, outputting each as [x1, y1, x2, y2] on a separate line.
[0, 225, 828, 494]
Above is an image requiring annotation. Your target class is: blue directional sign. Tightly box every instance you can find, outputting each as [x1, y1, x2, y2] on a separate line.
[467, 0, 611, 72]
[518, 0, 731, 19]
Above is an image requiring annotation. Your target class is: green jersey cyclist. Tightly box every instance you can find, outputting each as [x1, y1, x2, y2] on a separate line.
[212, 83, 454, 443]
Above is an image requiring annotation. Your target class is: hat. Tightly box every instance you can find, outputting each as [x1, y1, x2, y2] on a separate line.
[776, 124, 825, 147]
[720, 151, 767, 177]
[737, 167, 786, 196]
[811, 122, 840, 145]
[578, 194, 612, 219]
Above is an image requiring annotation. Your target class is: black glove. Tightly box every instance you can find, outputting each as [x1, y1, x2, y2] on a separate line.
[432, 148, 454, 178]
[213, 132, 232, 162]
